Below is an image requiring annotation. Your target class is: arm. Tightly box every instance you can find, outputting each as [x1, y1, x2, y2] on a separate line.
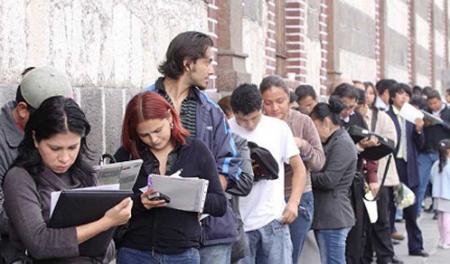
[226, 134, 254, 196]
[282, 155, 306, 224]
[3, 168, 132, 260]
[198, 141, 227, 217]
[298, 117, 325, 172]
[311, 140, 355, 190]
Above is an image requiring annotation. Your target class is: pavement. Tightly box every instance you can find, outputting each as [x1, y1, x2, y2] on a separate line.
[393, 210, 450, 264]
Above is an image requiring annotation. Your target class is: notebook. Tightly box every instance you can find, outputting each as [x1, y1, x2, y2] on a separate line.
[139, 173, 209, 213]
[93, 159, 143, 190]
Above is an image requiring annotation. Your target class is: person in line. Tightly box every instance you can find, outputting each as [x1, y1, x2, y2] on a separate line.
[114, 92, 227, 264]
[259, 75, 325, 262]
[386, 83, 428, 257]
[229, 84, 306, 264]
[294, 84, 318, 115]
[374, 79, 397, 112]
[430, 139, 450, 249]
[3, 96, 132, 263]
[144, 31, 243, 263]
[310, 97, 357, 264]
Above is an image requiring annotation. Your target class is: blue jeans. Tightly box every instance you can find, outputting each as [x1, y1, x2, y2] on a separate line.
[117, 247, 200, 264]
[239, 219, 293, 264]
[288, 191, 314, 262]
[314, 227, 351, 264]
[417, 152, 438, 214]
[199, 243, 232, 264]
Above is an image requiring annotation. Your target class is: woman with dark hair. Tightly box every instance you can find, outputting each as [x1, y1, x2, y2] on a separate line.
[310, 96, 358, 264]
[114, 92, 227, 264]
[364, 81, 376, 107]
[3, 96, 133, 263]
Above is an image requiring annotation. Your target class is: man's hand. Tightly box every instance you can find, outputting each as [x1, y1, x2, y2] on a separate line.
[219, 174, 228, 191]
[358, 136, 380, 149]
[415, 118, 424, 132]
[281, 201, 298, 224]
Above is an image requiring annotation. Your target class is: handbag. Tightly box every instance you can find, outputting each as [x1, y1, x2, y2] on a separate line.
[393, 183, 416, 209]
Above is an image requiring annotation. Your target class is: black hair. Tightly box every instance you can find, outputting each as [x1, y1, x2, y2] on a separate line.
[259, 75, 288, 95]
[310, 96, 345, 126]
[12, 96, 94, 184]
[230, 83, 262, 115]
[332, 83, 358, 99]
[422, 86, 434, 98]
[158, 31, 213, 80]
[410, 95, 427, 110]
[294, 84, 317, 101]
[375, 79, 397, 96]
[438, 139, 450, 173]
[412, 85, 423, 96]
[426, 90, 441, 101]
[363, 81, 374, 90]
[289, 91, 298, 104]
[356, 88, 366, 105]
[15, 67, 36, 109]
[389, 83, 411, 104]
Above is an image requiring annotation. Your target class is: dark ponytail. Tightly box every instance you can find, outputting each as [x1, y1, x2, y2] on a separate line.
[310, 96, 345, 126]
[438, 139, 450, 173]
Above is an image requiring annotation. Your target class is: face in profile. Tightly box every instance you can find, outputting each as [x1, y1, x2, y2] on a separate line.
[297, 96, 317, 115]
[427, 97, 442, 112]
[136, 116, 173, 152]
[365, 86, 376, 106]
[339, 96, 357, 119]
[262, 86, 290, 120]
[392, 91, 408, 109]
[312, 117, 332, 143]
[34, 131, 81, 174]
[187, 47, 215, 90]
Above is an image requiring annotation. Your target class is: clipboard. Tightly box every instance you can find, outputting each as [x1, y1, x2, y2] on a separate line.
[48, 190, 132, 256]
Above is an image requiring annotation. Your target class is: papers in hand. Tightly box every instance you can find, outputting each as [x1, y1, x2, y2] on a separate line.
[93, 159, 143, 191]
[421, 110, 444, 125]
[399, 103, 424, 124]
[140, 173, 209, 213]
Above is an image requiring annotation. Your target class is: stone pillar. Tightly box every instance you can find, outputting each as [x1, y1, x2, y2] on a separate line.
[215, 0, 251, 93]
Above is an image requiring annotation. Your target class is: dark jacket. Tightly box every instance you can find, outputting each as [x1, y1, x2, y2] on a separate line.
[387, 106, 425, 188]
[3, 166, 114, 263]
[422, 105, 450, 153]
[0, 101, 24, 235]
[114, 139, 227, 254]
[311, 128, 357, 230]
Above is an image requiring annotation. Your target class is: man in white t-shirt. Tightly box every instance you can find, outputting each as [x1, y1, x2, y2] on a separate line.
[229, 83, 306, 264]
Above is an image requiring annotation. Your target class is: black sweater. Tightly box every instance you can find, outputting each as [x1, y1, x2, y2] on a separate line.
[114, 139, 227, 254]
[422, 106, 450, 153]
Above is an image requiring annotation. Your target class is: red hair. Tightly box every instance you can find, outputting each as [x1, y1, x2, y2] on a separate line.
[121, 92, 189, 159]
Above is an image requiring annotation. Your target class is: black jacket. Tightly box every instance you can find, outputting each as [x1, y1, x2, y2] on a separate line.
[422, 105, 450, 153]
[114, 139, 227, 254]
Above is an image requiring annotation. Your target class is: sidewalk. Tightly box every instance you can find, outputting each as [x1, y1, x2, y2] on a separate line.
[394, 211, 450, 264]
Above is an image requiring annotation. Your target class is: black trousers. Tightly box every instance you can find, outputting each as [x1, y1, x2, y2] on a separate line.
[389, 159, 424, 253]
[345, 173, 366, 264]
[363, 187, 395, 264]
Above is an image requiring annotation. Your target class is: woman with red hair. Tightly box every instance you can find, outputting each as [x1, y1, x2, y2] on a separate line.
[114, 92, 227, 264]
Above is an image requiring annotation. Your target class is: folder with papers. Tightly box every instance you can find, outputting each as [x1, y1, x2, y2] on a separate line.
[140, 174, 209, 213]
[48, 189, 132, 256]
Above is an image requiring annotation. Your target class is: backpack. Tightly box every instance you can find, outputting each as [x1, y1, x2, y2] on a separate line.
[247, 142, 279, 181]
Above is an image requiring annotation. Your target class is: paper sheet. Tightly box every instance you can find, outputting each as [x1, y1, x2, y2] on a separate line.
[399, 103, 424, 124]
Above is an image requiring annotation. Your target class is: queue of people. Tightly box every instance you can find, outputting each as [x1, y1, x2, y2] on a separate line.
[0, 30, 449, 264]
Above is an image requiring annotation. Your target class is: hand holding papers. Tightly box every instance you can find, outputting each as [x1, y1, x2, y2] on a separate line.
[139, 171, 209, 213]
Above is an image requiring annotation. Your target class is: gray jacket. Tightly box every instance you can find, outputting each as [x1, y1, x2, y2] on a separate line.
[311, 128, 357, 230]
[0, 101, 23, 235]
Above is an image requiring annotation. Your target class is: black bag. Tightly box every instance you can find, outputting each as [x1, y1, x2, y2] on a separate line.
[247, 142, 279, 181]
[347, 125, 395, 160]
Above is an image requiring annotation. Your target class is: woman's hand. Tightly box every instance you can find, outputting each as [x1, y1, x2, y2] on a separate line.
[140, 189, 168, 210]
[102, 197, 133, 229]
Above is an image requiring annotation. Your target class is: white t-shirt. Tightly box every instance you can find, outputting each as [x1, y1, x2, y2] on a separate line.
[229, 115, 300, 231]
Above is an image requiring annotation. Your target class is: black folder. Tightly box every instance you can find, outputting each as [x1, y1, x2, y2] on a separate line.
[347, 125, 395, 160]
[48, 190, 132, 257]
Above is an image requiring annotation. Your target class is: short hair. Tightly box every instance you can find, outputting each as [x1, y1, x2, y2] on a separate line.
[410, 95, 427, 109]
[230, 83, 262, 115]
[426, 90, 441, 101]
[332, 83, 358, 99]
[121, 92, 189, 159]
[289, 91, 298, 103]
[422, 86, 434, 98]
[13, 96, 93, 181]
[375, 79, 397, 95]
[412, 85, 423, 96]
[158, 31, 213, 80]
[259, 75, 288, 95]
[294, 84, 317, 101]
[310, 96, 345, 126]
[218, 95, 232, 116]
[355, 88, 366, 105]
[389, 83, 411, 104]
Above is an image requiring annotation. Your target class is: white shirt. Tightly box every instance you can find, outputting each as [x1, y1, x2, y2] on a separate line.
[375, 97, 389, 111]
[229, 115, 300, 232]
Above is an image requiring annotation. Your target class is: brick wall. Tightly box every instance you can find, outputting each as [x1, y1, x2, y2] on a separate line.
[285, 0, 307, 82]
[266, 0, 277, 75]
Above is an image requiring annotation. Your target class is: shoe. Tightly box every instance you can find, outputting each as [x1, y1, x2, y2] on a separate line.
[409, 250, 429, 257]
[391, 255, 403, 263]
[438, 242, 450, 249]
[391, 232, 405, 241]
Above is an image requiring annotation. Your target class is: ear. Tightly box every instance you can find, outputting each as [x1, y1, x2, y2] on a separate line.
[16, 102, 30, 119]
[167, 110, 174, 124]
[183, 58, 192, 72]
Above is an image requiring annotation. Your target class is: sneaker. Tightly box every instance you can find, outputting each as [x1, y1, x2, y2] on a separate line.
[438, 243, 450, 249]
[391, 231, 405, 241]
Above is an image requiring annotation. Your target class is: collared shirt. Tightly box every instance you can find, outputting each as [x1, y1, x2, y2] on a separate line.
[153, 78, 197, 137]
[375, 97, 389, 111]
[393, 106, 407, 161]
